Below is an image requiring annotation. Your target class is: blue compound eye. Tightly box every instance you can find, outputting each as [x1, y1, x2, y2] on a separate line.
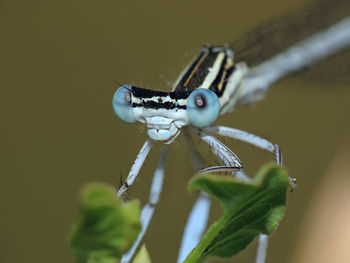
[187, 88, 220, 128]
[112, 85, 136, 123]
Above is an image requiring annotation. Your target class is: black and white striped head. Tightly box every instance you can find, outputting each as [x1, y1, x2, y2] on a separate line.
[112, 84, 220, 143]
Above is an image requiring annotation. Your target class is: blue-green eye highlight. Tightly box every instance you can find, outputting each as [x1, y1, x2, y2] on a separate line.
[112, 85, 136, 123]
[187, 88, 220, 128]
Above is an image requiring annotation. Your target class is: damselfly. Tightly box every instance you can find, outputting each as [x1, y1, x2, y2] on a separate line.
[113, 0, 350, 262]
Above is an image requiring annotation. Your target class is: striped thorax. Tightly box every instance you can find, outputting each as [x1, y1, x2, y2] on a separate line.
[113, 45, 248, 143]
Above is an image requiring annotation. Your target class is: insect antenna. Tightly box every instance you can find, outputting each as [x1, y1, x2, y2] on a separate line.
[118, 170, 124, 189]
[113, 79, 124, 86]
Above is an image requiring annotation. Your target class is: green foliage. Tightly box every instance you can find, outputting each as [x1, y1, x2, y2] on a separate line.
[184, 164, 290, 263]
[69, 183, 141, 263]
[133, 245, 152, 263]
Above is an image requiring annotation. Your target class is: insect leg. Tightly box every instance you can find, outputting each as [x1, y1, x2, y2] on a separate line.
[118, 139, 152, 197]
[256, 234, 269, 263]
[177, 133, 212, 261]
[183, 131, 206, 171]
[189, 128, 250, 182]
[177, 192, 211, 263]
[203, 126, 297, 186]
[204, 126, 281, 164]
[121, 146, 167, 263]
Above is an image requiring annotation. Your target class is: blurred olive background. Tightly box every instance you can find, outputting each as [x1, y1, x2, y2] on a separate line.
[1, 0, 350, 262]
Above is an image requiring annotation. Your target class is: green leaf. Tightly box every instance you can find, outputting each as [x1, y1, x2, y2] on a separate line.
[69, 183, 141, 263]
[132, 245, 152, 263]
[184, 163, 290, 263]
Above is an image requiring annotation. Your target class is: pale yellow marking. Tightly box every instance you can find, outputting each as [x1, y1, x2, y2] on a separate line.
[183, 50, 209, 87]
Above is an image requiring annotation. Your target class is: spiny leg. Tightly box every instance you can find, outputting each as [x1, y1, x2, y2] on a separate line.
[204, 126, 282, 164]
[188, 128, 242, 167]
[118, 139, 152, 197]
[202, 133, 250, 182]
[184, 129, 239, 173]
[189, 128, 250, 182]
[121, 146, 168, 263]
[203, 126, 297, 186]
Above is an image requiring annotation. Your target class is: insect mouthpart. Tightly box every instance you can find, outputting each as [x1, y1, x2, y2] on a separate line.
[145, 116, 181, 144]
